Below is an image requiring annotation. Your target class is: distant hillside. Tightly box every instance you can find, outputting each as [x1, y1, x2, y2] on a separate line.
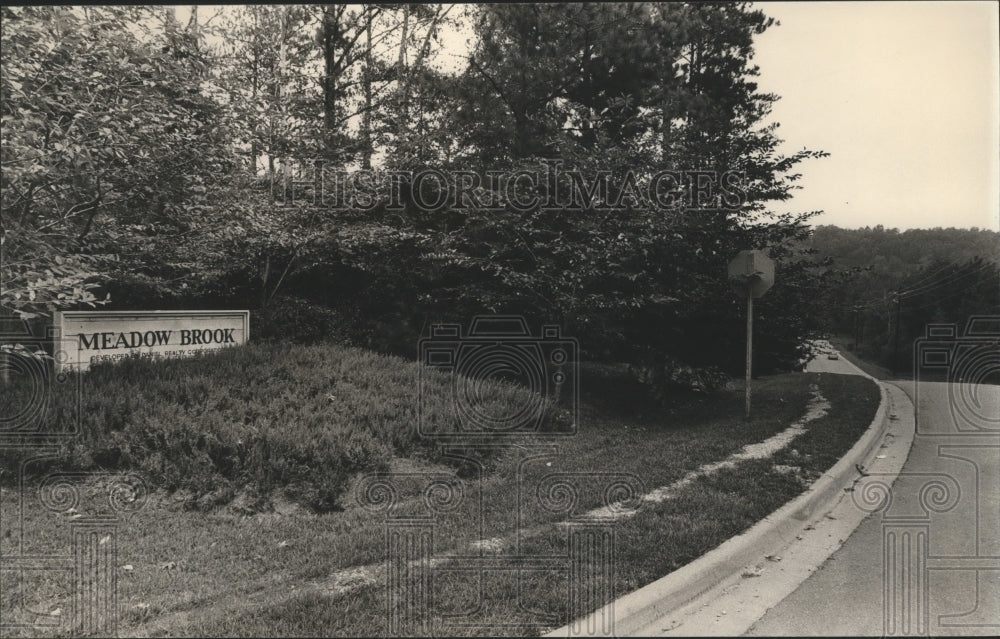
[808, 225, 998, 271]
[802, 225, 999, 374]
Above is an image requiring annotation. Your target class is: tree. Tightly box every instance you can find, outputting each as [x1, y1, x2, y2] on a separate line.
[2, 2, 838, 390]
[385, 2, 829, 388]
[1, 6, 239, 319]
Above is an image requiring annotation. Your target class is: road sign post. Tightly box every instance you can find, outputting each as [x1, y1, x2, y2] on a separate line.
[745, 287, 753, 420]
[728, 250, 775, 420]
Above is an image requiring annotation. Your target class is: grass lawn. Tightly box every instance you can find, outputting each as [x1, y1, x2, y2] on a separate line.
[1, 342, 879, 637]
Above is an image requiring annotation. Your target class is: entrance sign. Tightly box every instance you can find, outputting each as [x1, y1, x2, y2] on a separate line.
[54, 310, 250, 372]
[728, 250, 775, 420]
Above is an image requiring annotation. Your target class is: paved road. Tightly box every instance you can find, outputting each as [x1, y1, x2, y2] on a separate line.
[626, 343, 915, 637]
[571, 343, 997, 637]
[802, 341, 856, 375]
[747, 366, 1000, 635]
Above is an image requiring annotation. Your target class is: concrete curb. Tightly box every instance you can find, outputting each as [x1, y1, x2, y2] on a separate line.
[545, 368, 894, 638]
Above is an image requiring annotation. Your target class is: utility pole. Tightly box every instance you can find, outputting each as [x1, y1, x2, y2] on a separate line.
[891, 295, 901, 376]
[858, 315, 864, 347]
[853, 305, 860, 350]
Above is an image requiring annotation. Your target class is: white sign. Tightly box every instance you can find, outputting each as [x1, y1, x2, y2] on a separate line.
[54, 310, 250, 372]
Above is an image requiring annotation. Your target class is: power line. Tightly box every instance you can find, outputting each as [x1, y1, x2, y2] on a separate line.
[896, 261, 997, 299]
[895, 275, 998, 312]
[890, 259, 966, 295]
[817, 258, 997, 314]
[822, 266, 997, 314]
[896, 261, 990, 298]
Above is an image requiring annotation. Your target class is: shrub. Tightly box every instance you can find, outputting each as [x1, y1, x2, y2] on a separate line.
[629, 355, 730, 404]
[0, 341, 570, 511]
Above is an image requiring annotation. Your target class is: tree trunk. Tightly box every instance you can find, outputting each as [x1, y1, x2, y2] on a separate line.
[322, 4, 342, 157]
[661, 88, 672, 165]
[361, 6, 373, 169]
[250, 9, 259, 174]
[397, 5, 410, 123]
[260, 254, 271, 309]
[187, 5, 199, 42]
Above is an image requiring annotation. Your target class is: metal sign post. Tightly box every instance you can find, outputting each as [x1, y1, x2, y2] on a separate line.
[728, 250, 775, 420]
[745, 286, 753, 420]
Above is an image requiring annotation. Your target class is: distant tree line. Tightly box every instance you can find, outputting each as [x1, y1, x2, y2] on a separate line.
[3, 4, 839, 393]
[805, 225, 1000, 375]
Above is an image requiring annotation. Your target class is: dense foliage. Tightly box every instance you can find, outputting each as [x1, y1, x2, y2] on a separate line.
[3, 3, 836, 392]
[805, 225, 1000, 373]
[1, 6, 241, 315]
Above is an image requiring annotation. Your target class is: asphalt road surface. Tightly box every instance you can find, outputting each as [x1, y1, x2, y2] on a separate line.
[747, 354, 1000, 635]
[803, 341, 853, 375]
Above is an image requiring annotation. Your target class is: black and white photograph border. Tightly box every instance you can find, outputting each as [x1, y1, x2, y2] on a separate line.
[1, 2, 997, 637]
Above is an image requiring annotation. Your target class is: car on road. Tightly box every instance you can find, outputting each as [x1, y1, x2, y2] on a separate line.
[827, 351, 840, 360]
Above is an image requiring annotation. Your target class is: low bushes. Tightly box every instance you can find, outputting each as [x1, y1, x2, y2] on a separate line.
[0, 342, 570, 511]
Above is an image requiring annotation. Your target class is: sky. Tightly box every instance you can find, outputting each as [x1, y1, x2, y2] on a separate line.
[751, 1, 999, 231]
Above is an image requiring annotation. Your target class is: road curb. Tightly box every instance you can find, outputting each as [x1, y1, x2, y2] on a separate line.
[545, 369, 895, 638]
